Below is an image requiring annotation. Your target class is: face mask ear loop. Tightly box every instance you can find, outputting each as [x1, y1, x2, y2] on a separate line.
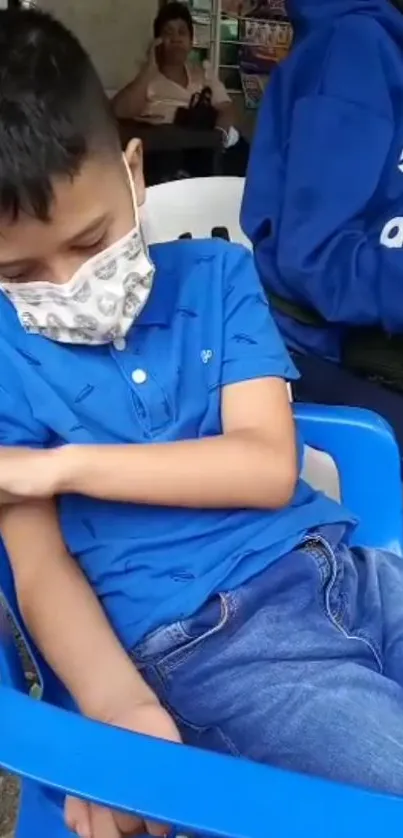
[122, 154, 140, 228]
[122, 153, 150, 252]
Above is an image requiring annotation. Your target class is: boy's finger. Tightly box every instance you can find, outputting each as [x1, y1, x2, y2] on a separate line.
[115, 811, 145, 834]
[65, 797, 92, 838]
[90, 805, 121, 838]
[145, 819, 174, 837]
[116, 814, 172, 836]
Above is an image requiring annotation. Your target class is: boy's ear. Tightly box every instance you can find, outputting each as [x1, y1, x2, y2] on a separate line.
[124, 138, 146, 206]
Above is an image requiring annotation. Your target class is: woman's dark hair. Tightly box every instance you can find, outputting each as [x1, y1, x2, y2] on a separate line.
[153, 2, 194, 39]
[0, 8, 119, 222]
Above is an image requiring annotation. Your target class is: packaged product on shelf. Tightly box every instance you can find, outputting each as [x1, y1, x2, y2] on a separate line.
[239, 17, 292, 73]
[222, 0, 287, 18]
[240, 70, 269, 108]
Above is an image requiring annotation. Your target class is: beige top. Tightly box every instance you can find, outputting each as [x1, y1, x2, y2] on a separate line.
[140, 62, 231, 125]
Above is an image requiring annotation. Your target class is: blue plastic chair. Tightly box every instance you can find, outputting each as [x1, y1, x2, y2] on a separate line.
[0, 404, 403, 838]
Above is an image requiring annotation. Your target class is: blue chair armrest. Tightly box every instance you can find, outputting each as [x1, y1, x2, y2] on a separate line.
[294, 404, 403, 554]
[1, 686, 403, 838]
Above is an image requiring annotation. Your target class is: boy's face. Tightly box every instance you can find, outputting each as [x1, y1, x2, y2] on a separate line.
[0, 139, 145, 287]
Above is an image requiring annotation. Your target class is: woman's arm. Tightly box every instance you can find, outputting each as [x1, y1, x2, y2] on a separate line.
[215, 100, 236, 134]
[208, 67, 236, 135]
[112, 40, 160, 120]
[112, 69, 152, 120]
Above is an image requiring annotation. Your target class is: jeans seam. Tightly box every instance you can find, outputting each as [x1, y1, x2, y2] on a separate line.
[169, 707, 242, 758]
[143, 662, 241, 756]
[151, 592, 233, 676]
[302, 534, 383, 674]
[213, 726, 242, 757]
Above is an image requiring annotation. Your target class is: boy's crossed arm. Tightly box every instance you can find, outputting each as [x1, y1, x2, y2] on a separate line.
[60, 377, 297, 509]
[0, 376, 297, 509]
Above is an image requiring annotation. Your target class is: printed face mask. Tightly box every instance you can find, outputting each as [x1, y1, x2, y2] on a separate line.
[0, 158, 155, 345]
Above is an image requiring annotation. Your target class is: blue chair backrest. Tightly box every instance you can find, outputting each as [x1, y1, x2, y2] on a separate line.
[0, 540, 26, 692]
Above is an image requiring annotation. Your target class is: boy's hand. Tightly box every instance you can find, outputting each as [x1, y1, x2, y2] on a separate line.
[0, 487, 25, 505]
[0, 447, 63, 499]
[65, 701, 182, 838]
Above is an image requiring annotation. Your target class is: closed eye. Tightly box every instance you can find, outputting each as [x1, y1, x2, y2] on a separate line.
[74, 234, 108, 253]
[0, 266, 37, 282]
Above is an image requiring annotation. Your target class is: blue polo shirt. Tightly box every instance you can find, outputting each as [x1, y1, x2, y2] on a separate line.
[0, 239, 354, 648]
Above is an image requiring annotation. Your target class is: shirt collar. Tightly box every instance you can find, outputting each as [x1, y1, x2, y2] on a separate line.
[136, 253, 179, 327]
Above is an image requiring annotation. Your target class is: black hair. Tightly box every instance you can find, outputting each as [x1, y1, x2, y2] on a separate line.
[0, 8, 119, 222]
[153, 2, 194, 40]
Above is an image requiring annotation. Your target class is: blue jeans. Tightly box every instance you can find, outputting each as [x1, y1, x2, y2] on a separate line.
[132, 526, 403, 796]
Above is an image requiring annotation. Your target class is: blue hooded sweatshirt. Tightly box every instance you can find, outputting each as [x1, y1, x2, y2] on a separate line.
[241, 0, 403, 363]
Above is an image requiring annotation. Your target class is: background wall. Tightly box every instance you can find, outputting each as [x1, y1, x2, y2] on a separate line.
[38, 0, 158, 91]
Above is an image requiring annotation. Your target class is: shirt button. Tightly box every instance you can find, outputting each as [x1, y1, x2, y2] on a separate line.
[113, 337, 126, 351]
[131, 368, 147, 385]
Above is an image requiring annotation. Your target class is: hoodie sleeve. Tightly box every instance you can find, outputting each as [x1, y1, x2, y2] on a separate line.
[247, 16, 403, 331]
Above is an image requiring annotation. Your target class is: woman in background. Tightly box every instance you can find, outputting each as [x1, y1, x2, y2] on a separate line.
[113, 2, 248, 179]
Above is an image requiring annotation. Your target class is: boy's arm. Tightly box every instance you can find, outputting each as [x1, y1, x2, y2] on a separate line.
[0, 367, 180, 835]
[1, 500, 180, 836]
[57, 375, 297, 509]
[0, 379, 297, 510]
[0, 498, 173, 724]
[0, 246, 299, 510]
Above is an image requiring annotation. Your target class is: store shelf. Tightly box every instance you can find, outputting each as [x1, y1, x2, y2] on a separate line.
[171, 0, 293, 108]
[219, 2, 292, 108]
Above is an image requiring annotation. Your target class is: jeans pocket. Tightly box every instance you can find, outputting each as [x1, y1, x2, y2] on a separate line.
[301, 530, 346, 621]
[132, 592, 232, 676]
[302, 528, 383, 672]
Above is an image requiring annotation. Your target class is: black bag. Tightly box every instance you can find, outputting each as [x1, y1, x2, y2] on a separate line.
[268, 292, 403, 393]
[174, 86, 217, 131]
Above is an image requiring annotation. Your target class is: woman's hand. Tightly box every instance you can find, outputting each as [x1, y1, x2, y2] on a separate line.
[144, 38, 163, 73]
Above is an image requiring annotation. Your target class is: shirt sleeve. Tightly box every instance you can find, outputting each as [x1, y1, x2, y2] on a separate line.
[221, 243, 300, 387]
[0, 371, 48, 448]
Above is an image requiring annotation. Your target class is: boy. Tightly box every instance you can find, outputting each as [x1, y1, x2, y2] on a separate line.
[242, 0, 403, 462]
[0, 8, 403, 838]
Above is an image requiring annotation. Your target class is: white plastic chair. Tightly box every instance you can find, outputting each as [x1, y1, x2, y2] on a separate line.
[143, 177, 340, 501]
[142, 176, 250, 249]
